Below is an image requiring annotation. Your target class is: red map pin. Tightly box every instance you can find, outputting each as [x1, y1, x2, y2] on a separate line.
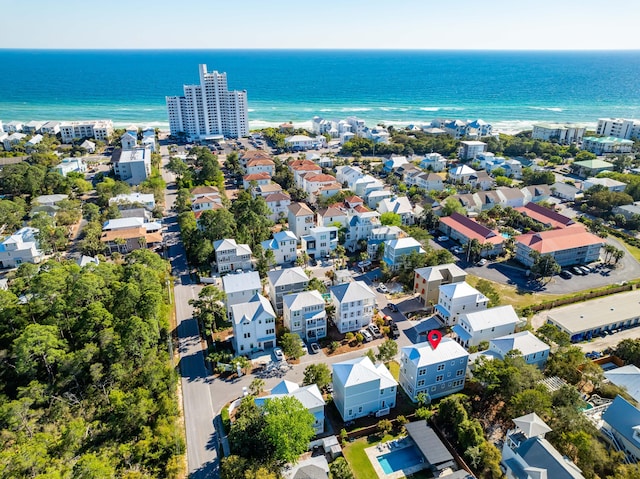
[427, 330, 443, 350]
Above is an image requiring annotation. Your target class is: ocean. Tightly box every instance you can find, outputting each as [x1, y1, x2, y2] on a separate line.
[2, 49, 640, 132]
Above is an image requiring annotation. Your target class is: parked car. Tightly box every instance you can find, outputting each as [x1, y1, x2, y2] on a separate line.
[476, 258, 488, 266]
[378, 284, 389, 294]
[437, 235, 449, 242]
[357, 260, 372, 270]
[273, 347, 285, 362]
[387, 303, 398, 313]
[571, 266, 585, 276]
[299, 339, 308, 355]
[390, 322, 400, 339]
[578, 265, 591, 275]
[310, 342, 320, 354]
[451, 246, 464, 254]
[560, 270, 573, 279]
[360, 329, 373, 342]
[383, 315, 393, 325]
[368, 324, 382, 338]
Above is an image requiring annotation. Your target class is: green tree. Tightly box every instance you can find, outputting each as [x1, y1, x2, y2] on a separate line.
[303, 363, 332, 390]
[377, 339, 398, 364]
[329, 457, 354, 479]
[0, 198, 26, 233]
[281, 333, 304, 360]
[13, 323, 68, 383]
[529, 251, 561, 281]
[474, 279, 501, 307]
[377, 418, 393, 436]
[380, 212, 402, 227]
[249, 378, 265, 396]
[509, 386, 552, 418]
[262, 396, 315, 464]
[441, 196, 466, 216]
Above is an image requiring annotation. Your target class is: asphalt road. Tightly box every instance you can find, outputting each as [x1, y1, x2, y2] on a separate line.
[161, 146, 219, 479]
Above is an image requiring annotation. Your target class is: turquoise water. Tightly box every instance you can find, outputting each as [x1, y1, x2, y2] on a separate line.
[1, 50, 640, 129]
[377, 446, 423, 474]
[501, 232, 512, 239]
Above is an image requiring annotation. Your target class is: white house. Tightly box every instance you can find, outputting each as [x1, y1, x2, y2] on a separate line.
[420, 153, 447, 172]
[399, 338, 469, 403]
[452, 305, 519, 349]
[330, 281, 376, 333]
[80, 140, 96, 153]
[53, 158, 87, 177]
[488, 331, 550, 368]
[121, 132, 137, 150]
[367, 225, 404, 259]
[332, 357, 397, 421]
[213, 238, 252, 274]
[317, 206, 348, 228]
[435, 281, 489, 326]
[2, 132, 27, 151]
[243, 172, 271, 190]
[267, 267, 309, 315]
[448, 164, 477, 184]
[230, 293, 277, 354]
[377, 196, 416, 225]
[112, 147, 152, 185]
[336, 165, 363, 187]
[283, 290, 327, 341]
[288, 202, 315, 240]
[0, 227, 44, 268]
[33, 194, 68, 207]
[222, 271, 262, 318]
[255, 380, 325, 435]
[246, 158, 275, 176]
[414, 172, 444, 191]
[289, 159, 322, 188]
[109, 192, 156, 211]
[41, 121, 61, 135]
[301, 226, 338, 259]
[583, 177, 627, 192]
[285, 134, 326, 151]
[459, 140, 487, 160]
[261, 230, 298, 266]
[602, 396, 640, 463]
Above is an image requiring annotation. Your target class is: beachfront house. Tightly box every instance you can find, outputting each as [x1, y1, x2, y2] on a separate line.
[332, 357, 397, 421]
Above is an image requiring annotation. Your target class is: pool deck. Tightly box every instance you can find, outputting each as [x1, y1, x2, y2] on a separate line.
[365, 437, 428, 479]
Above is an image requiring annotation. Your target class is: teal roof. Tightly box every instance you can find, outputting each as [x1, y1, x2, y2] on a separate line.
[573, 159, 614, 169]
[583, 136, 634, 145]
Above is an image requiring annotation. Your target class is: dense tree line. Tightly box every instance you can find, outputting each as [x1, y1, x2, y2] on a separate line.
[0, 251, 183, 478]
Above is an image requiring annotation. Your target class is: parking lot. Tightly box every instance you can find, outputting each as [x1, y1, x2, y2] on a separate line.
[433, 235, 640, 296]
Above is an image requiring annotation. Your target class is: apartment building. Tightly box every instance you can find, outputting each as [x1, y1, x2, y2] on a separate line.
[532, 123, 585, 144]
[112, 147, 152, 185]
[166, 64, 248, 140]
[59, 120, 114, 143]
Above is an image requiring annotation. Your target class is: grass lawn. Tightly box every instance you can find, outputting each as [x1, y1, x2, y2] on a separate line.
[343, 433, 395, 479]
[620, 237, 640, 263]
[466, 273, 563, 310]
[388, 360, 400, 381]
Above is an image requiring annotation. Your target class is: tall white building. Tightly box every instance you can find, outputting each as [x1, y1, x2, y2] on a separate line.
[596, 118, 640, 140]
[59, 120, 114, 143]
[166, 64, 248, 140]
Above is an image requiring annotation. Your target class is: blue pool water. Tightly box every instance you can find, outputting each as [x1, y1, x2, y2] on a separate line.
[501, 232, 512, 239]
[377, 446, 423, 474]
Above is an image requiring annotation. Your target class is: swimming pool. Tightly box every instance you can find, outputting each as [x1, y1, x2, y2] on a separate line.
[376, 445, 423, 474]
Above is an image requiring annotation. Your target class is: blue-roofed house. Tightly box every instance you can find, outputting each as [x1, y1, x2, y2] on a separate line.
[255, 380, 325, 434]
[383, 156, 409, 173]
[602, 395, 640, 463]
[502, 413, 585, 479]
[261, 230, 298, 265]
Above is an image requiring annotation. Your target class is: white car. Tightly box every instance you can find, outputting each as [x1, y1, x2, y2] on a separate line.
[437, 235, 449, 242]
[368, 324, 382, 338]
[476, 258, 488, 266]
[360, 329, 373, 342]
[378, 284, 389, 294]
[273, 347, 285, 362]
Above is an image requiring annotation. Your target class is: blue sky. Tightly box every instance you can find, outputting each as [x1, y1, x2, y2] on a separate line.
[3, 0, 640, 50]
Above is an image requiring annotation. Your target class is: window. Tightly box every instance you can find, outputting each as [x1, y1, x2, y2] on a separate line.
[417, 380, 425, 387]
[436, 375, 443, 382]
[358, 406, 362, 413]
[437, 364, 445, 371]
[380, 389, 384, 395]
[244, 333, 251, 338]
[431, 386, 436, 392]
[456, 369, 464, 377]
[418, 368, 426, 376]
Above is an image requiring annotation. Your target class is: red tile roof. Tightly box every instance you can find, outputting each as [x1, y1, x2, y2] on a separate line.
[243, 172, 271, 181]
[515, 224, 603, 254]
[289, 159, 321, 171]
[440, 212, 503, 245]
[305, 174, 337, 183]
[247, 158, 275, 167]
[264, 192, 291, 202]
[191, 185, 219, 195]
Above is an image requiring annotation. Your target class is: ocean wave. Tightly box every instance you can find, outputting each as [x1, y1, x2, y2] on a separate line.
[248, 108, 255, 112]
[340, 107, 372, 112]
[528, 106, 564, 112]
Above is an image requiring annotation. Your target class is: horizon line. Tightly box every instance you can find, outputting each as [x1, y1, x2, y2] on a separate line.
[2, 47, 640, 52]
